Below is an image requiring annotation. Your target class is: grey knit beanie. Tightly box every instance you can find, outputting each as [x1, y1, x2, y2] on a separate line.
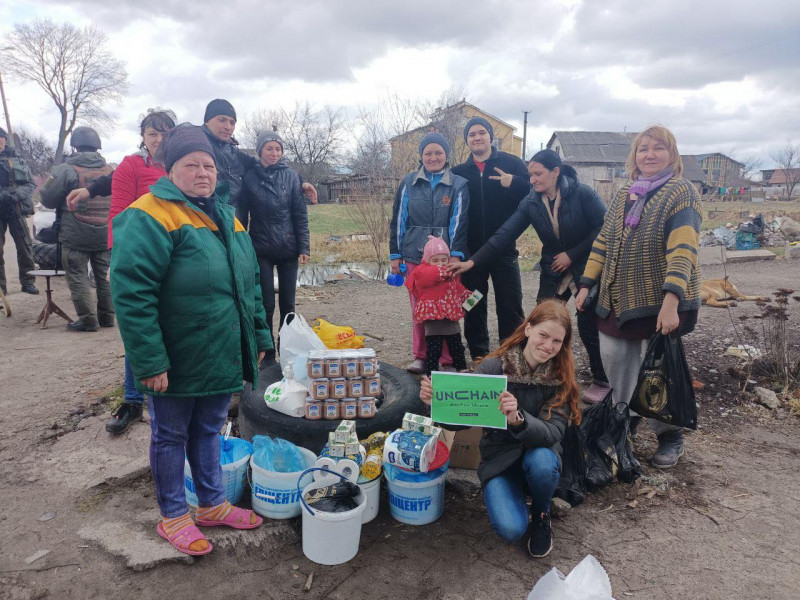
[0, 127, 7, 139]
[159, 124, 216, 173]
[463, 117, 494, 143]
[418, 132, 450, 159]
[256, 131, 284, 157]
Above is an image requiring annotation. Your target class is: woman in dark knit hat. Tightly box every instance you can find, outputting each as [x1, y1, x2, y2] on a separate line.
[238, 130, 310, 357]
[389, 131, 470, 374]
[110, 124, 272, 556]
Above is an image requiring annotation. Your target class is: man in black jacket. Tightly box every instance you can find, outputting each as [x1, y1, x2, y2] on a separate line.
[451, 117, 530, 360]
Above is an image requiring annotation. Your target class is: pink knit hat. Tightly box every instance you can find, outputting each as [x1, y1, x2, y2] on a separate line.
[422, 235, 450, 263]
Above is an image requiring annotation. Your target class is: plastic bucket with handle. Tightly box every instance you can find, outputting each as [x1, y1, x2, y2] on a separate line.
[298, 468, 367, 565]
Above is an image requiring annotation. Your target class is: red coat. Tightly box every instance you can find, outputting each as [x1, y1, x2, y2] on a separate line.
[108, 153, 166, 248]
[405, 262, 472, 323]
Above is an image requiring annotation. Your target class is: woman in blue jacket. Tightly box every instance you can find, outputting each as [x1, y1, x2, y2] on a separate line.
[238, 131, 310, 357]
[389, 132, 470, 374]
[451, 149, 609, 401]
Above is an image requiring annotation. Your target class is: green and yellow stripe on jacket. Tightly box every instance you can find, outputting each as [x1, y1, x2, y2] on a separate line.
[579, 177, 702, 325]
[110, 177, 272, 397]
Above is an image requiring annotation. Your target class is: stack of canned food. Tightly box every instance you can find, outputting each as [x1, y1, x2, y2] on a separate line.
[305, 349, 381, 420]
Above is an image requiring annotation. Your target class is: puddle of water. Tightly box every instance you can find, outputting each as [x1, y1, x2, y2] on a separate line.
[270, 262, 390, 288]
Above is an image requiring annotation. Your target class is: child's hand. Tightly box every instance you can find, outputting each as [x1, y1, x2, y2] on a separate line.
[419, 376, 433, 406]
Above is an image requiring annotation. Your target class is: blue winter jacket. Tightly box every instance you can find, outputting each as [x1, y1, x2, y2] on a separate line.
[389, 166, 469, 264]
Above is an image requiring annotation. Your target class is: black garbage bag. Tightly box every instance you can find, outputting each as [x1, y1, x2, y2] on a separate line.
[581, 390, 641, 490]
[738, 213, 764, 235]
[303, 481, 360, 513]
[554, 423, 587, 507]
[629, 334, 698, 429]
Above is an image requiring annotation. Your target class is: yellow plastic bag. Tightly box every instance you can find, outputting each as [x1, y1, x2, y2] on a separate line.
[312, 318, 365, 349]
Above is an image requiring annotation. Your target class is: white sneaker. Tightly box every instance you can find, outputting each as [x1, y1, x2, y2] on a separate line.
[406, 359, 426, 374]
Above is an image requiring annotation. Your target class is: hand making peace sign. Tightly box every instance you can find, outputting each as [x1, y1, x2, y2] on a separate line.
[488, 167, 513, 188]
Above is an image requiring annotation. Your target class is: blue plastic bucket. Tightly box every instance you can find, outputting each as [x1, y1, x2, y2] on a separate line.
[185, 453, 250, 507]
[384, 460, 449, 525]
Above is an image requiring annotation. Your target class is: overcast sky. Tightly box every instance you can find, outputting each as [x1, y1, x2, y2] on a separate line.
[1, 0, 799, 168]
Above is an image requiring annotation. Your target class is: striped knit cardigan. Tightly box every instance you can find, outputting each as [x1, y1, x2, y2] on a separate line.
[579, 177, 702, 325]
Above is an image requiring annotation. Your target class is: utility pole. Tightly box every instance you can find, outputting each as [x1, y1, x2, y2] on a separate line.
[522, 110, 530, 160]
[0, 71, 15, 148]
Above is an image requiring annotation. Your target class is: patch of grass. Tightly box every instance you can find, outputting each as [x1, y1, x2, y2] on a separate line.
[307, 204, 363, 236]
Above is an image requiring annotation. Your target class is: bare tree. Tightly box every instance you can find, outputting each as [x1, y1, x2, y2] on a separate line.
[769, 142, 800, 197]
[240, 107, 282, 151]
[13, 127, 54, 176]
[1, 19, 128, 163]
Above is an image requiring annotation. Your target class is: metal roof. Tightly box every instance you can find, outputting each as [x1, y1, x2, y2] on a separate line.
[548, 131, 637, 164]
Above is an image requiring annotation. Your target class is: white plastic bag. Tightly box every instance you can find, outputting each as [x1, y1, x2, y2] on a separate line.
[278, 312, 325, 384]
[264, 364, 308, 418]
[527, 555, 615, 600]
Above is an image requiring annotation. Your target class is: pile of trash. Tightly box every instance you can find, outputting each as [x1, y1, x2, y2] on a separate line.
[699, 214, 800, 249]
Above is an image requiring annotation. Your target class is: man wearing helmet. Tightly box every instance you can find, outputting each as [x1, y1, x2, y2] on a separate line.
[40, 126, 114, 332]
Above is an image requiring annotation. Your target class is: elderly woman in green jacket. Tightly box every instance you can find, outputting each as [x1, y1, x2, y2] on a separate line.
[110, 124, 273, 556]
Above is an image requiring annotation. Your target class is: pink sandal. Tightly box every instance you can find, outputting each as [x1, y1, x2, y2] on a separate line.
[196, 505, 263, 530]
[157, 521, 213, 556]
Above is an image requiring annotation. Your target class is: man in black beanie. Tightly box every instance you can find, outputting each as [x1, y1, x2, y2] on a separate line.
[202, 99, 317, 207]
[451, 116, 530, 361]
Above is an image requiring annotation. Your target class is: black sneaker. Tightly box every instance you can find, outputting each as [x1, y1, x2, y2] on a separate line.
[527, 511, 553, 558]
[67, 321, 100, 332]
[21, 284, 39, 295]
[652, 430, 685, 468]
[99, 318, 115, 328]
[106, 402, 143, 434]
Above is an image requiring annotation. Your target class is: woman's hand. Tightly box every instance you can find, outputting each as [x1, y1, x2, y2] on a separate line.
[299, 254, 310, 265]
[575, 287, 589, 312]
[498, 391, 523, 424]
[391, 259, 402, 274]
[141, 372, 169, 393]
[657, 292, 680, 335]
[447, 259, 474, 276]
[488, 167, 513, 188]
[419, 376, 432, 406]
[551, 252, 572, 273]
[66, 187, 90, 211]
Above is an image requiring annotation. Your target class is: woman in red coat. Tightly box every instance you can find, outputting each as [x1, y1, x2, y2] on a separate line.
[405, 236, 472, 375]
[106, 110, 176, 433]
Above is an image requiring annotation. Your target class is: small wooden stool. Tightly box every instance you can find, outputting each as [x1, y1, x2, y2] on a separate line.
[27, 270, 72, 329]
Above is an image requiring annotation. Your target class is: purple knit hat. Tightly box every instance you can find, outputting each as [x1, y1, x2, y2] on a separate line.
[422, 235, 450, 263]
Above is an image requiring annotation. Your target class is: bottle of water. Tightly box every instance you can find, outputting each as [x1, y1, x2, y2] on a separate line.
[387, 262, 407, 286]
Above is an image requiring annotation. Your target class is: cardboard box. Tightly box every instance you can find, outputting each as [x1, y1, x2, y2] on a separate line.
[447, 427, 482, 470]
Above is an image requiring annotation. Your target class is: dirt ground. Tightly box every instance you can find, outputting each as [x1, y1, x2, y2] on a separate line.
[1, 230, 800, 599]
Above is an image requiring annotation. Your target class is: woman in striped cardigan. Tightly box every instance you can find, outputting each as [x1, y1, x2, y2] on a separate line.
[575, 125, 702, 468]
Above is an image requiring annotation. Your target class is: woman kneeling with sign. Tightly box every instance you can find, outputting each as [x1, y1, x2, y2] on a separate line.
[419, 299, 580, 558]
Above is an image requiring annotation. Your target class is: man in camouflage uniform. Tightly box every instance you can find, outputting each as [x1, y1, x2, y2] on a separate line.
[0, 126, 38, 296]
[40, 126, 113, 331]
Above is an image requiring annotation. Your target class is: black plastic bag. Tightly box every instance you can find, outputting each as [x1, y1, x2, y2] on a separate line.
[303, 481, 360, 513]
[554, 423, 587, 507]
[581, 391, 641, 490]
[629, 334, 697, 429]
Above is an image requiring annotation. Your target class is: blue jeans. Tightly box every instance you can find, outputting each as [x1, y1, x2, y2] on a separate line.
[482, 447, 561, 542]
[147, 394, 230, 518]
[123, 356, 145, 405]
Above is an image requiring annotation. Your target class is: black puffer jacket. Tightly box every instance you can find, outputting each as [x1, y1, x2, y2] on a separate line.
[471, 167, 606, 292]
[451, 148, 531, 256]
[473, 355, 567, 487]
[238, 160, 309, 260]
[202, 125, 257, 209]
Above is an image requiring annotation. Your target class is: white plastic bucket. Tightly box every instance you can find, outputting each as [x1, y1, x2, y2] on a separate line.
[250, 447, 317, 519]
[299, 469, 367, 565]
[358, 476, 381, 524]
[384, 461, 448, 525]
[184, 454, 250, 507]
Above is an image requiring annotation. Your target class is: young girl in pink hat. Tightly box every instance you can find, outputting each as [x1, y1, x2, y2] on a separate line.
[405, 235, 473, 375]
